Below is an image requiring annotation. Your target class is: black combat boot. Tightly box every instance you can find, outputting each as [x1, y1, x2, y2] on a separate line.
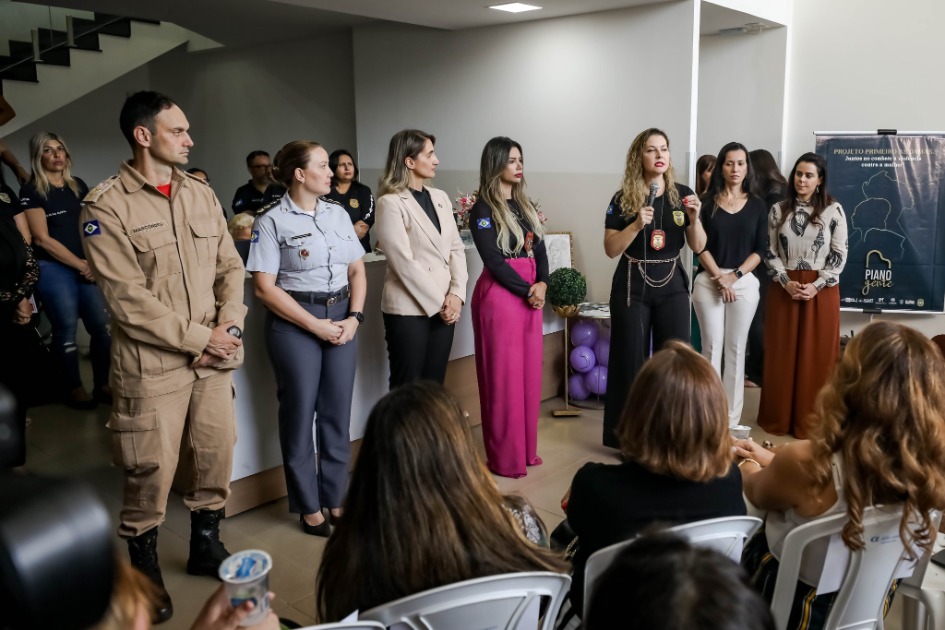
[186, 508, 230, 579]
[127, 528, 173, 624]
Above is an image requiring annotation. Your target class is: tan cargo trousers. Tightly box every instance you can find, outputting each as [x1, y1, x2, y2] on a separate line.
[108, 370, 236, 538]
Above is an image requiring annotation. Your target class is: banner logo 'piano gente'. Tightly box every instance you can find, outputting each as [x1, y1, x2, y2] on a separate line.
[862, 250, 892, 296]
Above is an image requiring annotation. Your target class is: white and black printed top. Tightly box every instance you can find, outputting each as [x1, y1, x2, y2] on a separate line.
[764, 200, 848, 290]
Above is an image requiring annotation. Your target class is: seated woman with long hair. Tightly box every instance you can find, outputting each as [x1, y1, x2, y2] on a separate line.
[565, 341, 746, 619]
[737, 321, 945, 630]
[315, 381, 566, 622]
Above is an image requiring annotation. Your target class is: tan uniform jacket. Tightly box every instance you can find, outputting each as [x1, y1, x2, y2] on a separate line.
[80, 162, 247, 398]
[374, 186, 467, 317]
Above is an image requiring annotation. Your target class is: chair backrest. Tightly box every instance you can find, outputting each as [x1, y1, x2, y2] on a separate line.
[583, 515, 762, 612]
[359, 571, 571, 630]
[296, 623, 386, 630]
[770, 505, 919, 630]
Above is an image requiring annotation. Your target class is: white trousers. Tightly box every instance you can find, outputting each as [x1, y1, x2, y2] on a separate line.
[692, 269, 760, 425]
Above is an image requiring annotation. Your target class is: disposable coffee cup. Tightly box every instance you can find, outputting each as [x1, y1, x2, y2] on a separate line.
[218, 549, 272, 627]
[730, 425, 751, 440]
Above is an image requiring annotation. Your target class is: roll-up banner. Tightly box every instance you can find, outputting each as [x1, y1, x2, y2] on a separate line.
[815, 132, 945, 313]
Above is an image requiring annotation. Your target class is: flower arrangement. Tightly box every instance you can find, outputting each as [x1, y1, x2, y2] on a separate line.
[454, 190, 548, 230]
[454, 191, 477, 230]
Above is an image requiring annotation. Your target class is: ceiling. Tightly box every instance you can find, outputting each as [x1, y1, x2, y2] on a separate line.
[26, 0, 782, 47]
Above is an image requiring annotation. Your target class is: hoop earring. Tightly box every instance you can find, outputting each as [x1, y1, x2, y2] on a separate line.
[815, 186, 820, 194]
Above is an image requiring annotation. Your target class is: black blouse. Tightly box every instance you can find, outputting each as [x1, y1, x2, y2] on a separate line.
[410, 187, 441, 233]
[470, 198, 549, 297]
[697, 196, 768, 270]
[604, 183, 693, 259]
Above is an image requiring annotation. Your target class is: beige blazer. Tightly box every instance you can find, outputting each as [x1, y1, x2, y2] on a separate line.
[375, 186, 468, 317]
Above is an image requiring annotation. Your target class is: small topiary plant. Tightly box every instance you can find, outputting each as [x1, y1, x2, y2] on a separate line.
[548, 267, 587, 307]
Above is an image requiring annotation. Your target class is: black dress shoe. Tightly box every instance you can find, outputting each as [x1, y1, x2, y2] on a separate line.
[300, 514, 331, 537]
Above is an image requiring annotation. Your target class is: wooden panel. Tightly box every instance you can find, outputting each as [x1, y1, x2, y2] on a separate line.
[225, 465, 287, 517]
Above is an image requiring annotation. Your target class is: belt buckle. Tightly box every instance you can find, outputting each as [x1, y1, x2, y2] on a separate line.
[326, 296, 337, 306]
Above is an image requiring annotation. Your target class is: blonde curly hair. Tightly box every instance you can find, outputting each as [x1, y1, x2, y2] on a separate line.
[619, 128, 681, 219]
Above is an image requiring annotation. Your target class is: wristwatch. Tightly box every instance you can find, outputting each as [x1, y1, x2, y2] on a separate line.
[733, 269, 744, 279]
[227, 325, 243, 339]
[348, 311, 364, 324]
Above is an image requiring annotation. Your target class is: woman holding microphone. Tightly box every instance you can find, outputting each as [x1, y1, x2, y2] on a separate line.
[247, 140, 366, 536]
[374, 130, 467, 388]
[602, 128, 704, 448]
[470, 136, 548, 478]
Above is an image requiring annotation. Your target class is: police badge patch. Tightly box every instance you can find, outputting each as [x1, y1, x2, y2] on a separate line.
[0, 193, 9, 204]
[349, 199, 360, 209]
[83, 220, 101, 237]
[673, 210, 685, 226]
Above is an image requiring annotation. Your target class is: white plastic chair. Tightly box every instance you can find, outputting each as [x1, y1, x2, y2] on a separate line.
[296, 623, 386, 629]
[359, 571, 571, 630]
[895, 512, 945, 630]
[583, 515, 762, 613]
[769, 505, 918, 630]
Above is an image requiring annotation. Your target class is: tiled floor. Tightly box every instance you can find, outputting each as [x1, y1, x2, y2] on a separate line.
[19, 377, 908, 629]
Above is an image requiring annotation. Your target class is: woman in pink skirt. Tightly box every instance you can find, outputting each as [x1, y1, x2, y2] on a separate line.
[471, 136, 548, 478]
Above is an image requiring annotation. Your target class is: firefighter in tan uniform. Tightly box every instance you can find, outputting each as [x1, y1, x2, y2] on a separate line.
[80, 91, 246, 624]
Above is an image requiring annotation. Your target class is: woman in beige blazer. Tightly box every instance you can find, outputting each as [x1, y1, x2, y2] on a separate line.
[374, 129, 468, 387]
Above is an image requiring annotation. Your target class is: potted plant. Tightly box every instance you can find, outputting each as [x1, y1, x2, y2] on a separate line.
[548, 267, 587, 319]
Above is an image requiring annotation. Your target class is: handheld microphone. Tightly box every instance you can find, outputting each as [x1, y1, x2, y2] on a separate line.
[646, 182, 659, 208]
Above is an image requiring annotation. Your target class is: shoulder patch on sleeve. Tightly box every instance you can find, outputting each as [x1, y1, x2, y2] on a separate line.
[83, 176, 119, 204]
[82, 220, 102, 237]
[476, 217, 492, 230]
[250, 230, 259, 243]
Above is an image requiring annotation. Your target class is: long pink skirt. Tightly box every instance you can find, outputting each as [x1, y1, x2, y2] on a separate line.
[471, 258, 543, 478]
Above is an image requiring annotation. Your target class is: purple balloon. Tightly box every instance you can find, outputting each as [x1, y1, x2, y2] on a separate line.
[594, 339, 610, 368]
[568, 374, 590, 400]
[569, 345, 597, 373]
[571, 320, 600, 348]
[585, 366, 608, 396]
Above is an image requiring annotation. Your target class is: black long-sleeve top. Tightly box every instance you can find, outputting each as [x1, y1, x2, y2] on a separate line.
[0, 182, 38, 311]
[470, 198, 549, 297]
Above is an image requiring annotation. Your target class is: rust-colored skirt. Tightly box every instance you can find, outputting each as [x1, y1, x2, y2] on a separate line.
[757, 270, 839, 438]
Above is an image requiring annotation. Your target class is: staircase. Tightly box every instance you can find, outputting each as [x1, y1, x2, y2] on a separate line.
[0, 7, 191, 136]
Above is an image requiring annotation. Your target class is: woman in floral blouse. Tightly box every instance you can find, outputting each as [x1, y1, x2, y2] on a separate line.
[758, 152, 847, 438]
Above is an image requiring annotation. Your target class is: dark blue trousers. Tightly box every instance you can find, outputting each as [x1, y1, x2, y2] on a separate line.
[265, 299, 357, 514]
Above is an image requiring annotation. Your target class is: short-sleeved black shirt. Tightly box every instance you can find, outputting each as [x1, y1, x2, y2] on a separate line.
[698, 196, 768, 270]
[470, 198, 549, 297]
[232, 181, 286, 215]
[324, 181, 375, 252]
[19, 178, 89, 261]
[604, 183, 693, 259]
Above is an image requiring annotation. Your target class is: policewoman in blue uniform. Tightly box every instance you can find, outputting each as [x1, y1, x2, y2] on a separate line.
[247, 140, 366, 536]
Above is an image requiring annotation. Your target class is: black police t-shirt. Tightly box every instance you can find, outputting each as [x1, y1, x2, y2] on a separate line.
[19, 178, 89, 261]
[604, 183, 693, 259]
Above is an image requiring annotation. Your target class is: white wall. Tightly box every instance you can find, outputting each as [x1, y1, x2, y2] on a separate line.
[148, 33, 358, 211]
[697, 26, 786, 159]
[785, 0, 945, 336]
[702, 0, 790, 25]
[352, 2, 699, 301]
[2, 33, 358, 216]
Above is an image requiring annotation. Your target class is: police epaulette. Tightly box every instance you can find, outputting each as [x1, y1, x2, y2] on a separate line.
[321, 196, 343, 208]
[83, 176, 119, 204]
[182, 170, 210, 185]
[255, 199, 281, 216]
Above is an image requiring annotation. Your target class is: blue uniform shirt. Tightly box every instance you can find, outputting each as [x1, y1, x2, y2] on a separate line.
[247, 194, 364, 292]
